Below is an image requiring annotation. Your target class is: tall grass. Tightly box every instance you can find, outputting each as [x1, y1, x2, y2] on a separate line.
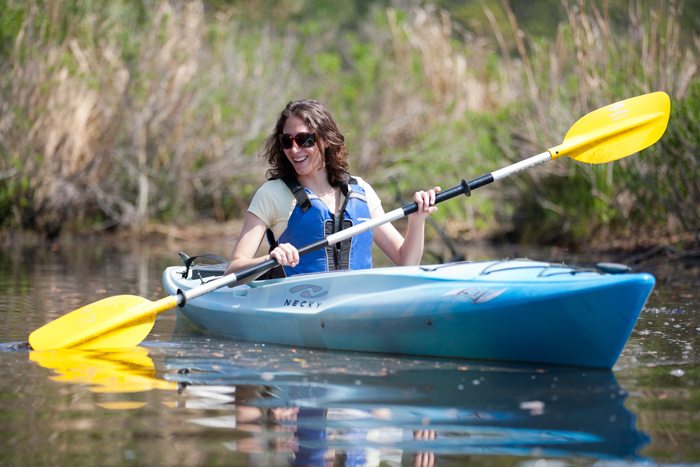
[487, 0, 699, 247]
[0, 0, 697, 248]
[0, 2, 204, 235]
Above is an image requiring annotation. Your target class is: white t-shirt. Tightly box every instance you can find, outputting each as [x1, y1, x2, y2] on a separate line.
[248, 177, 382, 241]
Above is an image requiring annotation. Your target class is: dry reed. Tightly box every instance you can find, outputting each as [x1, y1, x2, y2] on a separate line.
[0, 0, 697, 245]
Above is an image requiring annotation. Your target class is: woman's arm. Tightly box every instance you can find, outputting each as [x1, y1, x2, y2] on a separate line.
[373, 187, 440, 266]
[224, 211, 300, 276]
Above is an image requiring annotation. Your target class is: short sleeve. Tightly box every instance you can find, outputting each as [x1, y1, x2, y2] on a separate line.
[248, 179, 296, 239]
[354, 176, 382, 215]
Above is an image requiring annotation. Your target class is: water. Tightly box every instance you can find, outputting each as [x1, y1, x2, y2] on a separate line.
[1, 236, 698, 465]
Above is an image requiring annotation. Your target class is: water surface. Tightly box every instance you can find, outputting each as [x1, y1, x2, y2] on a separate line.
[1, 237, 698, 465]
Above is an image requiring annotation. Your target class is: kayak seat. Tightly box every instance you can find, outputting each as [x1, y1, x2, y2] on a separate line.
[178, 252, 228, 280]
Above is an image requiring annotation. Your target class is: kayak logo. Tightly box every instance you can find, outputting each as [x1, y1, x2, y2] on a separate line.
[283, 284, 327, 310]
[288, 284, 328, 299]
[444, 287, 506, 304]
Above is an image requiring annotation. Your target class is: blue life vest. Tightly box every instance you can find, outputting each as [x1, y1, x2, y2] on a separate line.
[267, 176, 374, 277]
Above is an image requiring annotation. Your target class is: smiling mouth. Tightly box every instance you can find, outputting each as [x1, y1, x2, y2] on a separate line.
[292, 155, 309, 163]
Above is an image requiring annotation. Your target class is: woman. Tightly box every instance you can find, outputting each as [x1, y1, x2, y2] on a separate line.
[224, 99, 440, 278]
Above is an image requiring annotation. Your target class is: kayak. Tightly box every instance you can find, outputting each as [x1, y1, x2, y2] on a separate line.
[162, 259, 655, 369]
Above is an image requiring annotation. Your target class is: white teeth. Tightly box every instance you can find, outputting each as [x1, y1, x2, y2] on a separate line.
[293, 155, 308, 163]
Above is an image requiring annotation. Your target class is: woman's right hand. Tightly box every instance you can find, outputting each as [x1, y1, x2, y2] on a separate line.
[269, 243, 300, 267]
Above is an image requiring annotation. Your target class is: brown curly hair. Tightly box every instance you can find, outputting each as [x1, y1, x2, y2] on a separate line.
[262, 99, 350, 186]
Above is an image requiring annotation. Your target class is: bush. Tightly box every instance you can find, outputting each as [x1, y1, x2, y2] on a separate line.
[0, 0, 697, 248]
[494, 1, 699, 246]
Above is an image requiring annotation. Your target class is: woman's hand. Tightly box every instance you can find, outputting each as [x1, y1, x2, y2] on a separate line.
[269, 243, 300, 267]
[412, 186, 441, 219]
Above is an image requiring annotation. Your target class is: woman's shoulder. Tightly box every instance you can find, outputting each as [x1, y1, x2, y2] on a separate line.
[250, 178, 295, 206]
[348, 175, 382, 209]
[249, 178, 296, 224]
[256, 178, 290, 196]
[350, 175, 377, 194]
[349, 175, 372, 190]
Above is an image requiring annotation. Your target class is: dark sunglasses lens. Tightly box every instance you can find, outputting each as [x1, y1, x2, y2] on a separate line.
[279, 134, 293, 149]
[280, 133, 315, 149]
[298, 133, 315, 148]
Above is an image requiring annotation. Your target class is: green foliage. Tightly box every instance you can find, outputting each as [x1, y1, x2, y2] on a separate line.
[0, 1, 25, 60]
[492, 1, 699, 246]
[0, 0, 697, 248]
[506, 78, 700, 245]
[618, 81, 700, 233]
[376, 111, 513, 234]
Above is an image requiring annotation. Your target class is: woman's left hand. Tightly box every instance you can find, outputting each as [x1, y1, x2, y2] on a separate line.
[412, 186, 441, 218]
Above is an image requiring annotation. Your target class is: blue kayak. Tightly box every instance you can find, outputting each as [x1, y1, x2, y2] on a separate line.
[162, 260, 655, 368]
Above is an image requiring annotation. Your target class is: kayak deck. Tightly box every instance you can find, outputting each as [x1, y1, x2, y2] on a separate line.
[162, 260, 655, 368]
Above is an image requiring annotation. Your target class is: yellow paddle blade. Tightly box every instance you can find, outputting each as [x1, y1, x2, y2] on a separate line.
[29, 346, 177, 393]
[28, 295, 178, 351]
[548, 91, 670, 163]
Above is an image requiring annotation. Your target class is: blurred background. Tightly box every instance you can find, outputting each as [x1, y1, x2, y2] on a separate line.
[1, 0, 698, 251]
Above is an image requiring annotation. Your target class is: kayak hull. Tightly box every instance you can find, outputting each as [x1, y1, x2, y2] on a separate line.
[162, 260, 655, 368]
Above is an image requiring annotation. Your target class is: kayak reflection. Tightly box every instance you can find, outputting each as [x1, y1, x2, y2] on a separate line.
[29, 346, 177, 405]
[165, 356, 649, 464]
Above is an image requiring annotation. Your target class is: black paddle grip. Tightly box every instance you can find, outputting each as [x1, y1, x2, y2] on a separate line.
[402, 177, 484, 216]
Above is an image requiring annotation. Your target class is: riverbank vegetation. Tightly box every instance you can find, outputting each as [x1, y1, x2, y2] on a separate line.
[1, 0, 698, 251]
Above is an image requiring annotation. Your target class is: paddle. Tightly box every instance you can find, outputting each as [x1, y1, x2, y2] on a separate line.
[28, 91, 671, 351]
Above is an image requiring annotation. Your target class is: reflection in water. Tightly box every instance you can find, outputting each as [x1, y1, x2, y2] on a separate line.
[13, 236, 661, 466]
[163, 346, 650, 465]
[29, 340, 649, 464]
[29, 346, 177, 408]
[1, 239, 696, 465]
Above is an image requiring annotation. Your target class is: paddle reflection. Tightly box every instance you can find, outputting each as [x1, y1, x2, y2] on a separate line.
[29, 347, 177, 399]
[165, 357, 650, 465]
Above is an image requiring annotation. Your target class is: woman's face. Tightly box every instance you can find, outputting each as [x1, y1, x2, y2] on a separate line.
[281, 115, 324, 178]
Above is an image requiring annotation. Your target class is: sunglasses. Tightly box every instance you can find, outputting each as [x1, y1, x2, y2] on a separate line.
[279, 132, 316, 149]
